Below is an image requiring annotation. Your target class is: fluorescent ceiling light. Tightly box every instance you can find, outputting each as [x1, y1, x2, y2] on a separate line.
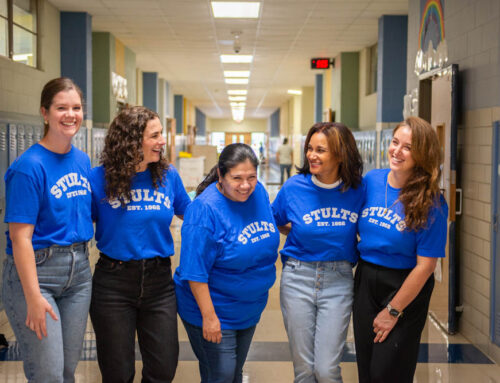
[225, 78, 249, 85]
[232, 108, 245, 122]
[228, 96, 247, 101]
[211, 2, 260, 18]
[228, 90, 248, 95]
[288, 89, 302, 95]
[221, 55, 253, 63]
[224, 71, 250, 78]
[230, 102, 246, 107]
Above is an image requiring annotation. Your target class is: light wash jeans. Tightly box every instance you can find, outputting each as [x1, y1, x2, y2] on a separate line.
[280, 257, 354, 383]
[2, 242, 92, 383]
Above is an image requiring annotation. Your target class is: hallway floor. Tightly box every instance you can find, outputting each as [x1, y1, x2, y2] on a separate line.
[0, 181, 499, 382]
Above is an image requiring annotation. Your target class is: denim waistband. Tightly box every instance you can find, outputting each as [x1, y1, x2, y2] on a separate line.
[34, 241, 88, 257]
[99, 252, 171, 267]
[286, 256, 352, 268]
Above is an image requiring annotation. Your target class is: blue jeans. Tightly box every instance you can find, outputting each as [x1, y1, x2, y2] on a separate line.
[182, 319, 256, 383]
[90, 254, 178, 383]
[280, 257, 354, 383]
[2, 242, 92, 383]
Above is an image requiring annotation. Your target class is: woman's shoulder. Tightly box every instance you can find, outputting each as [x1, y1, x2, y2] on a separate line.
[7, 144, 47, 176]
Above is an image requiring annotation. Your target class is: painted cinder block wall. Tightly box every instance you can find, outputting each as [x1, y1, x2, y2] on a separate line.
[0, 0, 60, 120]
[407, 0, 500, 363]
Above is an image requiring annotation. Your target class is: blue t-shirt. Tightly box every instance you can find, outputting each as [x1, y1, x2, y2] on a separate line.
[4, 143, 93, 254]
[357, 169, 448, 269]
[174, 182, 280, 330]
[90, 165, 190, 261]
[272, 174, 365, 263]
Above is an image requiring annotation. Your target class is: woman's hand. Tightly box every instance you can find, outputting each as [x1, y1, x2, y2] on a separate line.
[202, 314, 222, 343]
[372, 308, 397, 343]
[25, 294, 58, 340]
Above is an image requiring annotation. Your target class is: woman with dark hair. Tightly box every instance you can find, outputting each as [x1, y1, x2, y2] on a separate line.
[353, 116, 448, 383]
[272, 122, 364, 382]
[89, 106, 190, 382]
[174, 143, 280, 383]
[2, 77, 93, 381]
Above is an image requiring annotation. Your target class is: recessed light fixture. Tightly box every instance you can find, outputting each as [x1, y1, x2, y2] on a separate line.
[228, 90, 248, 95]
[232, 108, 245, 122]
[287, 89, 302, 95]
[230, 102, 246, 107]
[211, 2, 260, 18]
[224, 70, 250, 78]
[221, 55, 253, 63]
[225, 78, 249, 85]
[228, 96, 247, 101]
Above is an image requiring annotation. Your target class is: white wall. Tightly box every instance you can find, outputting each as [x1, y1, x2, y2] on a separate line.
[207, 118, 267, 133]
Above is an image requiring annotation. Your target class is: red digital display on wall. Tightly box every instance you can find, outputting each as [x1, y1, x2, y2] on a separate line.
[311, 58, 330, 69]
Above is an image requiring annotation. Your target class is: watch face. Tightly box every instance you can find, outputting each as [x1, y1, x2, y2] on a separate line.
[389, 308, 400, 317]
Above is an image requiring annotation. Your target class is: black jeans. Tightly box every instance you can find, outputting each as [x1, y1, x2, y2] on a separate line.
[352, 259, 434, 383]
[90, 254, 178, 383]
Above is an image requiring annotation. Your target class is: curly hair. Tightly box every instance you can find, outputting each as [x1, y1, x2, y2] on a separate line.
[394, 117, 443, 231]
[100, 106, 168, 205]
[296, 122, 363, 191]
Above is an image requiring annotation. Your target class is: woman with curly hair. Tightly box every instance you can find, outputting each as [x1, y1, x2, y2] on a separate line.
[272, 122, 365, 382]
[89, 106, 191, 382]
[353, 116, 448, 383]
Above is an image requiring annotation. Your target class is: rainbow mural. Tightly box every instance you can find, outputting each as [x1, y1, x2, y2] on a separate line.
[418, 0, 445, 51]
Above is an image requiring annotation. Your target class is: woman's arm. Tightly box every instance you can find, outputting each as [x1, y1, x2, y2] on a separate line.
[277, 224, 291, 236]
[372, 255, 437, 343]
[189, 281, 221, 343]
[9, 223, 58, 340]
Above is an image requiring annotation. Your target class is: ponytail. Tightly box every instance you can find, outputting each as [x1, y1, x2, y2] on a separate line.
[196, 165, 219, 197]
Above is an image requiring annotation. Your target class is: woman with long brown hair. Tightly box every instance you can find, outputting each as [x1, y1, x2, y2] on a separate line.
[272, 122, 364, 382]
[89, 106, 191, 382]
[353, 116, 448, 383]
[2, 77, 93, 381]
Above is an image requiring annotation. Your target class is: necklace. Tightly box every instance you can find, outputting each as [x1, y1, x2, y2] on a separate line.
[384, 172, 399, 214]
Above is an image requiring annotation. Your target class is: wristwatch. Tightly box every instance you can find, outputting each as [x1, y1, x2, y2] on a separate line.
[386, 303, 403, 318]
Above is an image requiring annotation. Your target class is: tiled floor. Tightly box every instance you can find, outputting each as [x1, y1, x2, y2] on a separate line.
[0, 178, 499, 382]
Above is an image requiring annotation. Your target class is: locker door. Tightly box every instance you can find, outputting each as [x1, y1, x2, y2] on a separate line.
[420, 64, 459, 334]
[0, 123, 8, 310]
[8, 124, 17, 165]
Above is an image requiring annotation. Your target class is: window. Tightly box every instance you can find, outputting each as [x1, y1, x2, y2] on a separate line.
[366, 43, 377, 95]
[0, 0, 38, 67]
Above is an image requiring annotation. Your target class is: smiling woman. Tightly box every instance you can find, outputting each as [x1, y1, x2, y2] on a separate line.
[175, 143, 280, 383]
[2, 77, 93, 382]
[89, 106, 191, 382]
[271, 122, 364, 382]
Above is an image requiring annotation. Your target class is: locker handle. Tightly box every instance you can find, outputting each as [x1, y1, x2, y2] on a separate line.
[455, 188, 462, 216]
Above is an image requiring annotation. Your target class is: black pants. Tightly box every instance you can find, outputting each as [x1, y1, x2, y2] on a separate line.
[90, 254, 179, 383]
[353, 259, 434, 383]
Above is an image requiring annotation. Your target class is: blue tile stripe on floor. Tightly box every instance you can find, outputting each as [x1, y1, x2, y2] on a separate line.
[0, 341, 494, 364]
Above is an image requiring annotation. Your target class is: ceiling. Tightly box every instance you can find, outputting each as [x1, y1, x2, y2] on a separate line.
[48, 0, 408, 120]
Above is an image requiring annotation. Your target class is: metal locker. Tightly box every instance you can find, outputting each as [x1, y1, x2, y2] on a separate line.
[33, 126, 43, 143]
[24, 125, 34, 149]
[8, 124, 18, 165]
[17, 125, 26, 156]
